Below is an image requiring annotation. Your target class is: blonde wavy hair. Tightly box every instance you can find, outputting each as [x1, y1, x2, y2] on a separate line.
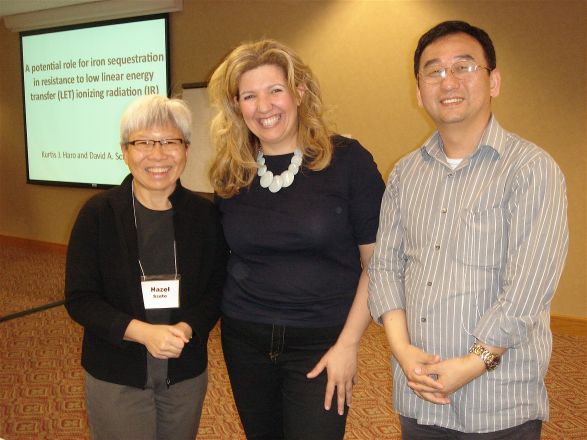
[208, 39, 333, 198]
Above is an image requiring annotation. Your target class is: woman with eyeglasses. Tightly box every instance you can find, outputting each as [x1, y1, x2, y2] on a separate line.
[65, 94, 228, 440]
[208, 39, 385, 439]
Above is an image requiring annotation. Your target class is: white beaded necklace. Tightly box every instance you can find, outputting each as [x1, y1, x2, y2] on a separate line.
[256, 148, 303, 193]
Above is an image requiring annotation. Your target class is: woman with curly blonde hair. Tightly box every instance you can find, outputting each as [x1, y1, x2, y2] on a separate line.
[209, 39, 333, 198]
[208, 39, 385, 439]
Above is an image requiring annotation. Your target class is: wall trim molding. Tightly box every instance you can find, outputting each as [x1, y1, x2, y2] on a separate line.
[551, 315, 587, 337]
[0, 235, 66, 254]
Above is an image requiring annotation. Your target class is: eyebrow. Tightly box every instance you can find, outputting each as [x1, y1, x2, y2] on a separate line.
[238, 83, 286, 97]
[422, 54, 476, 69]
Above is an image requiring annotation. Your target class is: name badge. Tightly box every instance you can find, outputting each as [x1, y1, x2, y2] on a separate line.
[141, 275, 180, 309]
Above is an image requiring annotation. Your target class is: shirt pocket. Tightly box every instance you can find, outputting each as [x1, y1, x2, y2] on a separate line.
[457, 206, 506, 269]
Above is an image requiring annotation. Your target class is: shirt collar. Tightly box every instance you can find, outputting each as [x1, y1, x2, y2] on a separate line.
[421, 115, 507, 161]
[120, 173, 186, 208]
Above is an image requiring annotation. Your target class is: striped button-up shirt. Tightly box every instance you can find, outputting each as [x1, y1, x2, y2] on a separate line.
[368, 116, 568, 433]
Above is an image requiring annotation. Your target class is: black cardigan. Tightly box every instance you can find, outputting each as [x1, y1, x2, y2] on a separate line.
[65, 175, 228, 388]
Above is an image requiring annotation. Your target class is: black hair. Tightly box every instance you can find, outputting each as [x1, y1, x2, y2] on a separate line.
[414, 20, 496, 78]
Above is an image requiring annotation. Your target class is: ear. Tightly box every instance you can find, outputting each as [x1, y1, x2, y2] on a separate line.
[416, 83, 424, 108]
[121, 144, 129, 165]
[489, 68, 501, 98]
[296, 85, 306, 105]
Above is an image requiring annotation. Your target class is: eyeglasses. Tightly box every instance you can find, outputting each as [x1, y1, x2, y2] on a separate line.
[127, 138, 186, 153]
[419, 60, 491, 84]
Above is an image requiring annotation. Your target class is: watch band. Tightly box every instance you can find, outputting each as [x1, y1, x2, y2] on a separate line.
[469, 342, 500, 371]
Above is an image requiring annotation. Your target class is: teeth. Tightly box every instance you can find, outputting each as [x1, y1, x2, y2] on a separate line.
[260, 115, 280, 127]
[147, 167, 170, 173]
[442, 98, 463, 104]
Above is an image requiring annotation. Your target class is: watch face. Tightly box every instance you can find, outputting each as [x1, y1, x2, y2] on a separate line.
[470, 343, 500, 370]
[471, 344, 484, 356]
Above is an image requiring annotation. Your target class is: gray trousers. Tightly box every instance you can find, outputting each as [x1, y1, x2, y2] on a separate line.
[85, 356, 207, 440]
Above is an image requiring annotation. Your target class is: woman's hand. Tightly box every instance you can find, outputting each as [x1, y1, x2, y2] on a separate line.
[306, 244, 375, 415]
[143, 324, 189, 359]
[306, 341, 358, 415]
[124, 319, 190, 359]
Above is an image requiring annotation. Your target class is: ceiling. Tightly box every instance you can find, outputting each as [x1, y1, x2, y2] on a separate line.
[0, 0, 181, 32]
[0, 0, 104, 18]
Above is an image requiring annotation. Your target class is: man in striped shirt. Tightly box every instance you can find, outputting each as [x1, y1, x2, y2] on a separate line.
[368, 21, 568, 439]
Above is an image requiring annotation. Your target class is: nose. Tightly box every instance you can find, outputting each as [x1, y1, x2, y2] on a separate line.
[440, 69, 460, 89]
[257, 93, 272, 113]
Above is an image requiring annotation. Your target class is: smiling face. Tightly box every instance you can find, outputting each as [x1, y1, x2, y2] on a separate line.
[416, 32, 500, 132]
[237, 64, 302, 155]
[122, 124, 188, 207]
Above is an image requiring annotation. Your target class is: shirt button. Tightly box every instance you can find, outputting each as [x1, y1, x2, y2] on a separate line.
[427, 281, 432, 286]
[441, 208, 447, 214]
[448, 173, 454, 178]
[435, 245, 440, 250]
[421, 317, 427, 323]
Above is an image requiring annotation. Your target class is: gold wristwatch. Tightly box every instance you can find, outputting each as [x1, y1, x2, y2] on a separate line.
[469, 342, 500, 371]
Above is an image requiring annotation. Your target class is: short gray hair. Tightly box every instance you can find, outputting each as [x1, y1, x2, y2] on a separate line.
[120, 95, 192, 144]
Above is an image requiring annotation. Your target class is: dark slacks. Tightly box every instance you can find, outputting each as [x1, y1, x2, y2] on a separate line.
[221, 315, 348, 440]
[400, 416, 542, 440]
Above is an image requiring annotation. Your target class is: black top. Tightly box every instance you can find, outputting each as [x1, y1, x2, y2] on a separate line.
[134, 197, 174, 325]
[65, 174, 228, 388]
[216, 135, 385, 327]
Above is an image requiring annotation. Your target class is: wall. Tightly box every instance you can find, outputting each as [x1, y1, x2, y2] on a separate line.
[0, 0, 585, 318]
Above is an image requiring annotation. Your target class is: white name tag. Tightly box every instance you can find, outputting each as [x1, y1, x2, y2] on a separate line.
[141, 277, 180, 309]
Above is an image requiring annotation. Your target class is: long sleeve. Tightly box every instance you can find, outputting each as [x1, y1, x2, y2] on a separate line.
[473, 152, 569, 348]
[368, 164, 407, 323]
[64, 197, 135, 346]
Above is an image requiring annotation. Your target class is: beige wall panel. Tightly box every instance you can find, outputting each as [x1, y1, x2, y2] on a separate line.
[0, 0, 585, 317]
